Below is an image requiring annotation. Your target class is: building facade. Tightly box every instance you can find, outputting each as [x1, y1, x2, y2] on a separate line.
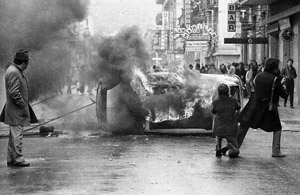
[239, 0, 300, 105]
[153, 0, 241, 68]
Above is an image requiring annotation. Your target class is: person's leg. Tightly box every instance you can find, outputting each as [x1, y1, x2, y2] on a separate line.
[8, 126, 30, 167]
[290, 81, 294, 108]
[67, 84, 71, 94]
[237, 124, 250, 148]
[8, 126, 25, 164]
[272, 130, 286, 157]
[226, 136, 240, 158]
[284, 81, 291, 107]
[246, 82, 251, 98]
[7, 130, 14, 165]
[215, 136, 222, 157]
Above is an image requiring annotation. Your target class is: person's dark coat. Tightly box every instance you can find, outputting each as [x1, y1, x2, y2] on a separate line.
[212, 97, 241, 137]
[235, 67, 246, 83]
[281, 66, 297, 81]
[0, 64, 38, 126]
[238, 71, 287, 132]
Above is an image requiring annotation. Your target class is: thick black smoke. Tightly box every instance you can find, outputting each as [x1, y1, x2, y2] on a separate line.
[92, 26, 149, 84]
[92, 26, 150, 130]
[0, 0, 89, 100]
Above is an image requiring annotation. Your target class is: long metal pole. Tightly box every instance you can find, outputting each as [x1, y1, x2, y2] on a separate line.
[24, 102, 96, 133]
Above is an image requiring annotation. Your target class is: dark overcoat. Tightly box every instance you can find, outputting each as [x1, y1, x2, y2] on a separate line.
[212, 97, 241, 137]
[0, 64, 38, 126]
[238, 71, 287, 132]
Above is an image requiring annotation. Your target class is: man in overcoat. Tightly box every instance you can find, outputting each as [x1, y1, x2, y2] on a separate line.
[0, 49, 38, 167]
[237, 58, 288, 157]
[281, 59, 297, 108]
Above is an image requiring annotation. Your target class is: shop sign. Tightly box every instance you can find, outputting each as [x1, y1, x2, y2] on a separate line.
[224, 37, 268, 44]
[186, 41, 208, 47]
[278, 17, 291, 30]
[228, 3, 236, 32]
[280, 28, 294, 42]
[173, 23, 217, 39]
[187, 34, 210, 41]
[185, 47, 202, 52]
[242, 23, 255, 30]
[266, 23, 278, 34]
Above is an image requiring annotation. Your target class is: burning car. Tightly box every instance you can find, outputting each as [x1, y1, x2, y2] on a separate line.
[96, 61, 243, 134]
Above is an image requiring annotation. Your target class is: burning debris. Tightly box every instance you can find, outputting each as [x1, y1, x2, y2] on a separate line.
[92, 26, 150, 133]
[133, 60, 241, 129]
[94, 27, 241, 133]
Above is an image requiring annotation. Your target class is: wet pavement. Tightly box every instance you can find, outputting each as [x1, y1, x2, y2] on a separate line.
[0, 94, 300, 195]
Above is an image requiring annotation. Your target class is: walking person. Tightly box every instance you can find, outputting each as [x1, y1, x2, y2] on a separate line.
[0, 49, 39, 167]
[195, 59, 201, 72]
[66, 74, 72, 94]
[212, 84, 241, 158]
[245, 64, 253, 98]
[235, 62, 246, 84]
[219, 64, 228, 74]
[77, 65, 87, 94]
[237, 58, 288, 157]
[281, 59, 297, 108]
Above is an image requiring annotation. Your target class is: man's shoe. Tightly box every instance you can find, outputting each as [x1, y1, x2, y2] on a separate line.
[216, 150, 222, 157]
[13, 161, 30, 167]
[220, 147, 228, 155]
[290, 106, 294, 109]
[272, 153, 286, 158]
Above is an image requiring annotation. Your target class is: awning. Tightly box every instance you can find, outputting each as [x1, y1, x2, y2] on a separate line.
[262, 4, 300, 25]
[237, 0, 279, 5]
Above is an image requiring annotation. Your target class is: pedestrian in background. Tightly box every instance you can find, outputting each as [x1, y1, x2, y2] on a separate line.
[208, 63, 218, 74]
[228, 64, 236, 76]
[200, 64, 206, 73]
[219, 64, 228, 74]
[195, 63, 201, 72]
[77, 65, 87, 94]
[212, 84, 241, 158]
[0, 49, 39, 167]
[66, 74, 72, 94]
[235, 62, 246, 84]
[195, 59, 200, 72]
[245, 64, 253, 98]
[281, 59, 297, 109]
[237, 58, 288, 157]
[250, 60, 259, 79]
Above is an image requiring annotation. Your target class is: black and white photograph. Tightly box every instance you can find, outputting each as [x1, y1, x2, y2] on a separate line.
[0, 0, 300, 194]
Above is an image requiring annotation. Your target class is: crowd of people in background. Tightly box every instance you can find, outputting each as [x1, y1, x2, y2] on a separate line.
[51, 65, 96, 96]
[189, 58, 296, 107]
[189, 60, 260, 98]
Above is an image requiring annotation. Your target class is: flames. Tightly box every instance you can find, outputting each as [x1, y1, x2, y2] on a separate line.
[94, 27, 240, 130]
[129, 60, 239, 123]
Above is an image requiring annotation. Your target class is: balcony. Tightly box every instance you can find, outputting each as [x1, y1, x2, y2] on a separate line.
[237, 0, 280, 6]
[156, 0, 165, 5]
[163, 0, 174, 11]
[156, 13, 163, 25]
[206, 0, 218, 9]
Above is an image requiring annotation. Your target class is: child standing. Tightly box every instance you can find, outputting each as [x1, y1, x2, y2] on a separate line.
[211, 84, 241, 158]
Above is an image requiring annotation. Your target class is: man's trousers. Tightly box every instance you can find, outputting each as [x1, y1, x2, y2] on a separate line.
[7, 126, 25, 163]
